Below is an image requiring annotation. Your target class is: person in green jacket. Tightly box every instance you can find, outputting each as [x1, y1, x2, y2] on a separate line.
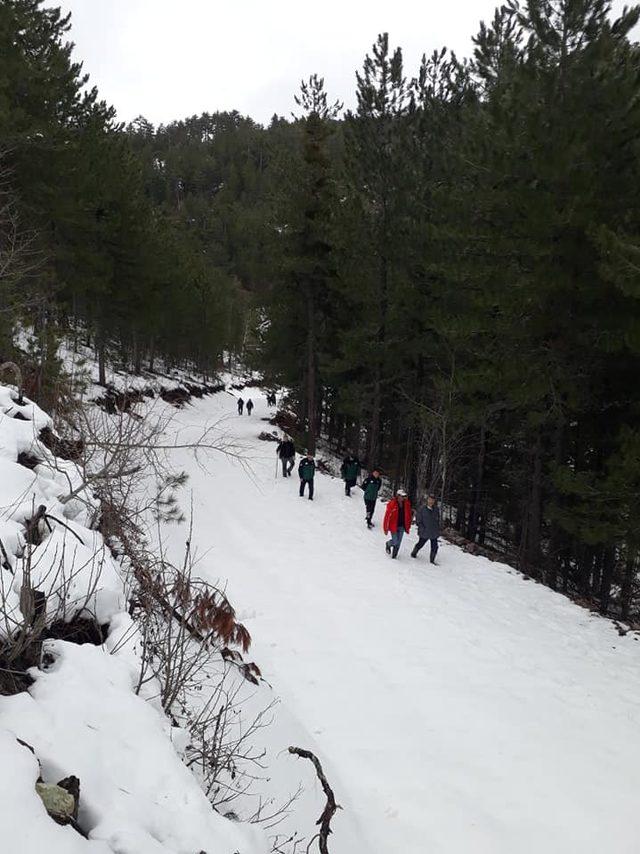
[340, 453, 361, 496]
[360, 469, 382, 528]
[298, 453, 316, 500]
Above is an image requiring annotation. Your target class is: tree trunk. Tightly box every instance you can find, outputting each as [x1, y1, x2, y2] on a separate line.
[579, 545, 595, 597]
[467, 423, 486, 541]
[368, 372, 382, 466]
[591, 546, 603, 597]
[97, 335, 106, 386]
[306, 290, 316, 455]
[521, 431, 543, 575]
[369, 251, 389, 467]
[599, 545, 616, 616]
[133, 330, 142, 375]
[620, 547, 636, 621]
[546, 421, 565, 590]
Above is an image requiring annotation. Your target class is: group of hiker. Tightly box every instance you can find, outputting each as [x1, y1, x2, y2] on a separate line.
[276, 438, 316, 498]
[382, 488, 440, 563]
[237, 397, 254, 416]
[238, 392, 277, 414]
[276, 436, 440, 563]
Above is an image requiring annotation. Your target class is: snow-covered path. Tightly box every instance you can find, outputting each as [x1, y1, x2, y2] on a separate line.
[160, 389, 640, 854]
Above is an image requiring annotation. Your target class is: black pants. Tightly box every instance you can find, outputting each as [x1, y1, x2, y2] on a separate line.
[413, 537, 438, 562]
[281, 457, 294, 477]
[344, 478, 356, 496]
[364, 498, 376, 524]
[299, 479, 314, 499]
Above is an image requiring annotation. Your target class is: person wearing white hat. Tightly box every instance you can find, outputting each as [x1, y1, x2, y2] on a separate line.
[383, 488, 412, 559]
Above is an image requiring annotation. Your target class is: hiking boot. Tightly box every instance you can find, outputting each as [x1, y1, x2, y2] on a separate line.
[391, 546, 399, 559]
[410, 549, 418, 559]
[385, 542, 391, 555]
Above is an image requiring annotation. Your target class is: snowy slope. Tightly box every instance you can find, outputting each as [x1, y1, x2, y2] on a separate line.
[0, 384, 268, 854]
[155, 387, 640, 854]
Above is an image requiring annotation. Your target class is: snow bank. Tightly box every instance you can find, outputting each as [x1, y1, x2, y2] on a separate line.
[0, 641, 267, 854]
[0, 383, 268, 854]
[0, 729, 109, 853]
[0, 388, 123, 639]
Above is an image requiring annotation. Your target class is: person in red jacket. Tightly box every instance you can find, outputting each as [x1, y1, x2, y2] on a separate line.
[383, 488, 412, 559]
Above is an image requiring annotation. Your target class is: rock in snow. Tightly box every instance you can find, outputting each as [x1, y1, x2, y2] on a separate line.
[35, 781, 76, 822]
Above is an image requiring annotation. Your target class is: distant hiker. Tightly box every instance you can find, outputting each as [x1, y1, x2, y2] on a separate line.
[383, 488, 412, 559]
[246, 398, 254, 415]
[340, 452, 361, 497]
[237, 397, 244, 415]
[298, 453, 316, 500]
[267, 391, 276, 406]
[277, 436, 296, 478]
[411, 493, 440, 564]
[360, 468, 382, 528]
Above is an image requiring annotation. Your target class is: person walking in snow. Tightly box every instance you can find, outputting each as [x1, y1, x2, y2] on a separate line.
[246, 398, 254, 415]
[383, 488, 412, 559]
[411, 493, 440, 564]
[340, 452, 361, 497]
[360, 468, 382, 528]
[298, 452, 316, 500]
[277, 435, 296, 478]
[237, 397, 244, 415]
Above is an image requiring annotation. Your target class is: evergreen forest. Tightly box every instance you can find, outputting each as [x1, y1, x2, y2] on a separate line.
[2, 0, 640, 617]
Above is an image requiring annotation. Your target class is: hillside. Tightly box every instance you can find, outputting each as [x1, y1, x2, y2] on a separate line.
[0, 378, 268, 853]
[149, 385, 640, 854]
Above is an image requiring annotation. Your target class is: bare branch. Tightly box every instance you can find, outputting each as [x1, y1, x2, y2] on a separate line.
[288, 747, 341, 854]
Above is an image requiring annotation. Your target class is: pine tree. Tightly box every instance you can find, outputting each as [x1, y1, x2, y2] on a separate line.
[342, 34, 413, 466]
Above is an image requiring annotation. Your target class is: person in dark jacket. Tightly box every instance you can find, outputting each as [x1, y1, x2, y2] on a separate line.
[277, 436, 296, 477]
[298, 453, 316, 500]
[360, 469, 382, 528]
[411, 493, 440, 563]
[246, 398, 254, 415]
[340, 453, 361, 496]
[237, 397, 244, 415]
[383, 489, 412, 558]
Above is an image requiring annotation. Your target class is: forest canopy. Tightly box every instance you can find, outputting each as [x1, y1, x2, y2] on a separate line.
[2, 0, 640, 616]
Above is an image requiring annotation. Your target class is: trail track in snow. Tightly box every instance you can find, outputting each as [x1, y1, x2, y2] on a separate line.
[158, 388, 640, 854]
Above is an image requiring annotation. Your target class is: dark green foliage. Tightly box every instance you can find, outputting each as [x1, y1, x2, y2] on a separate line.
[2, 0, 640, 616]
[0, 0, 251, 384]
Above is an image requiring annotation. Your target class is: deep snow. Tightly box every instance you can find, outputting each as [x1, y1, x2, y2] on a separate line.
[156, 386, 640, 854]
[2, 368, 639, 854]
[0, 382, 268, 854]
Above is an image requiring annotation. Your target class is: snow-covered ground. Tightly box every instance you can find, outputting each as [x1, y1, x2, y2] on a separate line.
[0, 383, 268, 854]
[2, 368, 639, 854]
[155, 386, 640, 854]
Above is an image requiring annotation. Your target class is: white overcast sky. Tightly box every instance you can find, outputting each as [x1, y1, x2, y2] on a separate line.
[46, 0, 636, 127]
